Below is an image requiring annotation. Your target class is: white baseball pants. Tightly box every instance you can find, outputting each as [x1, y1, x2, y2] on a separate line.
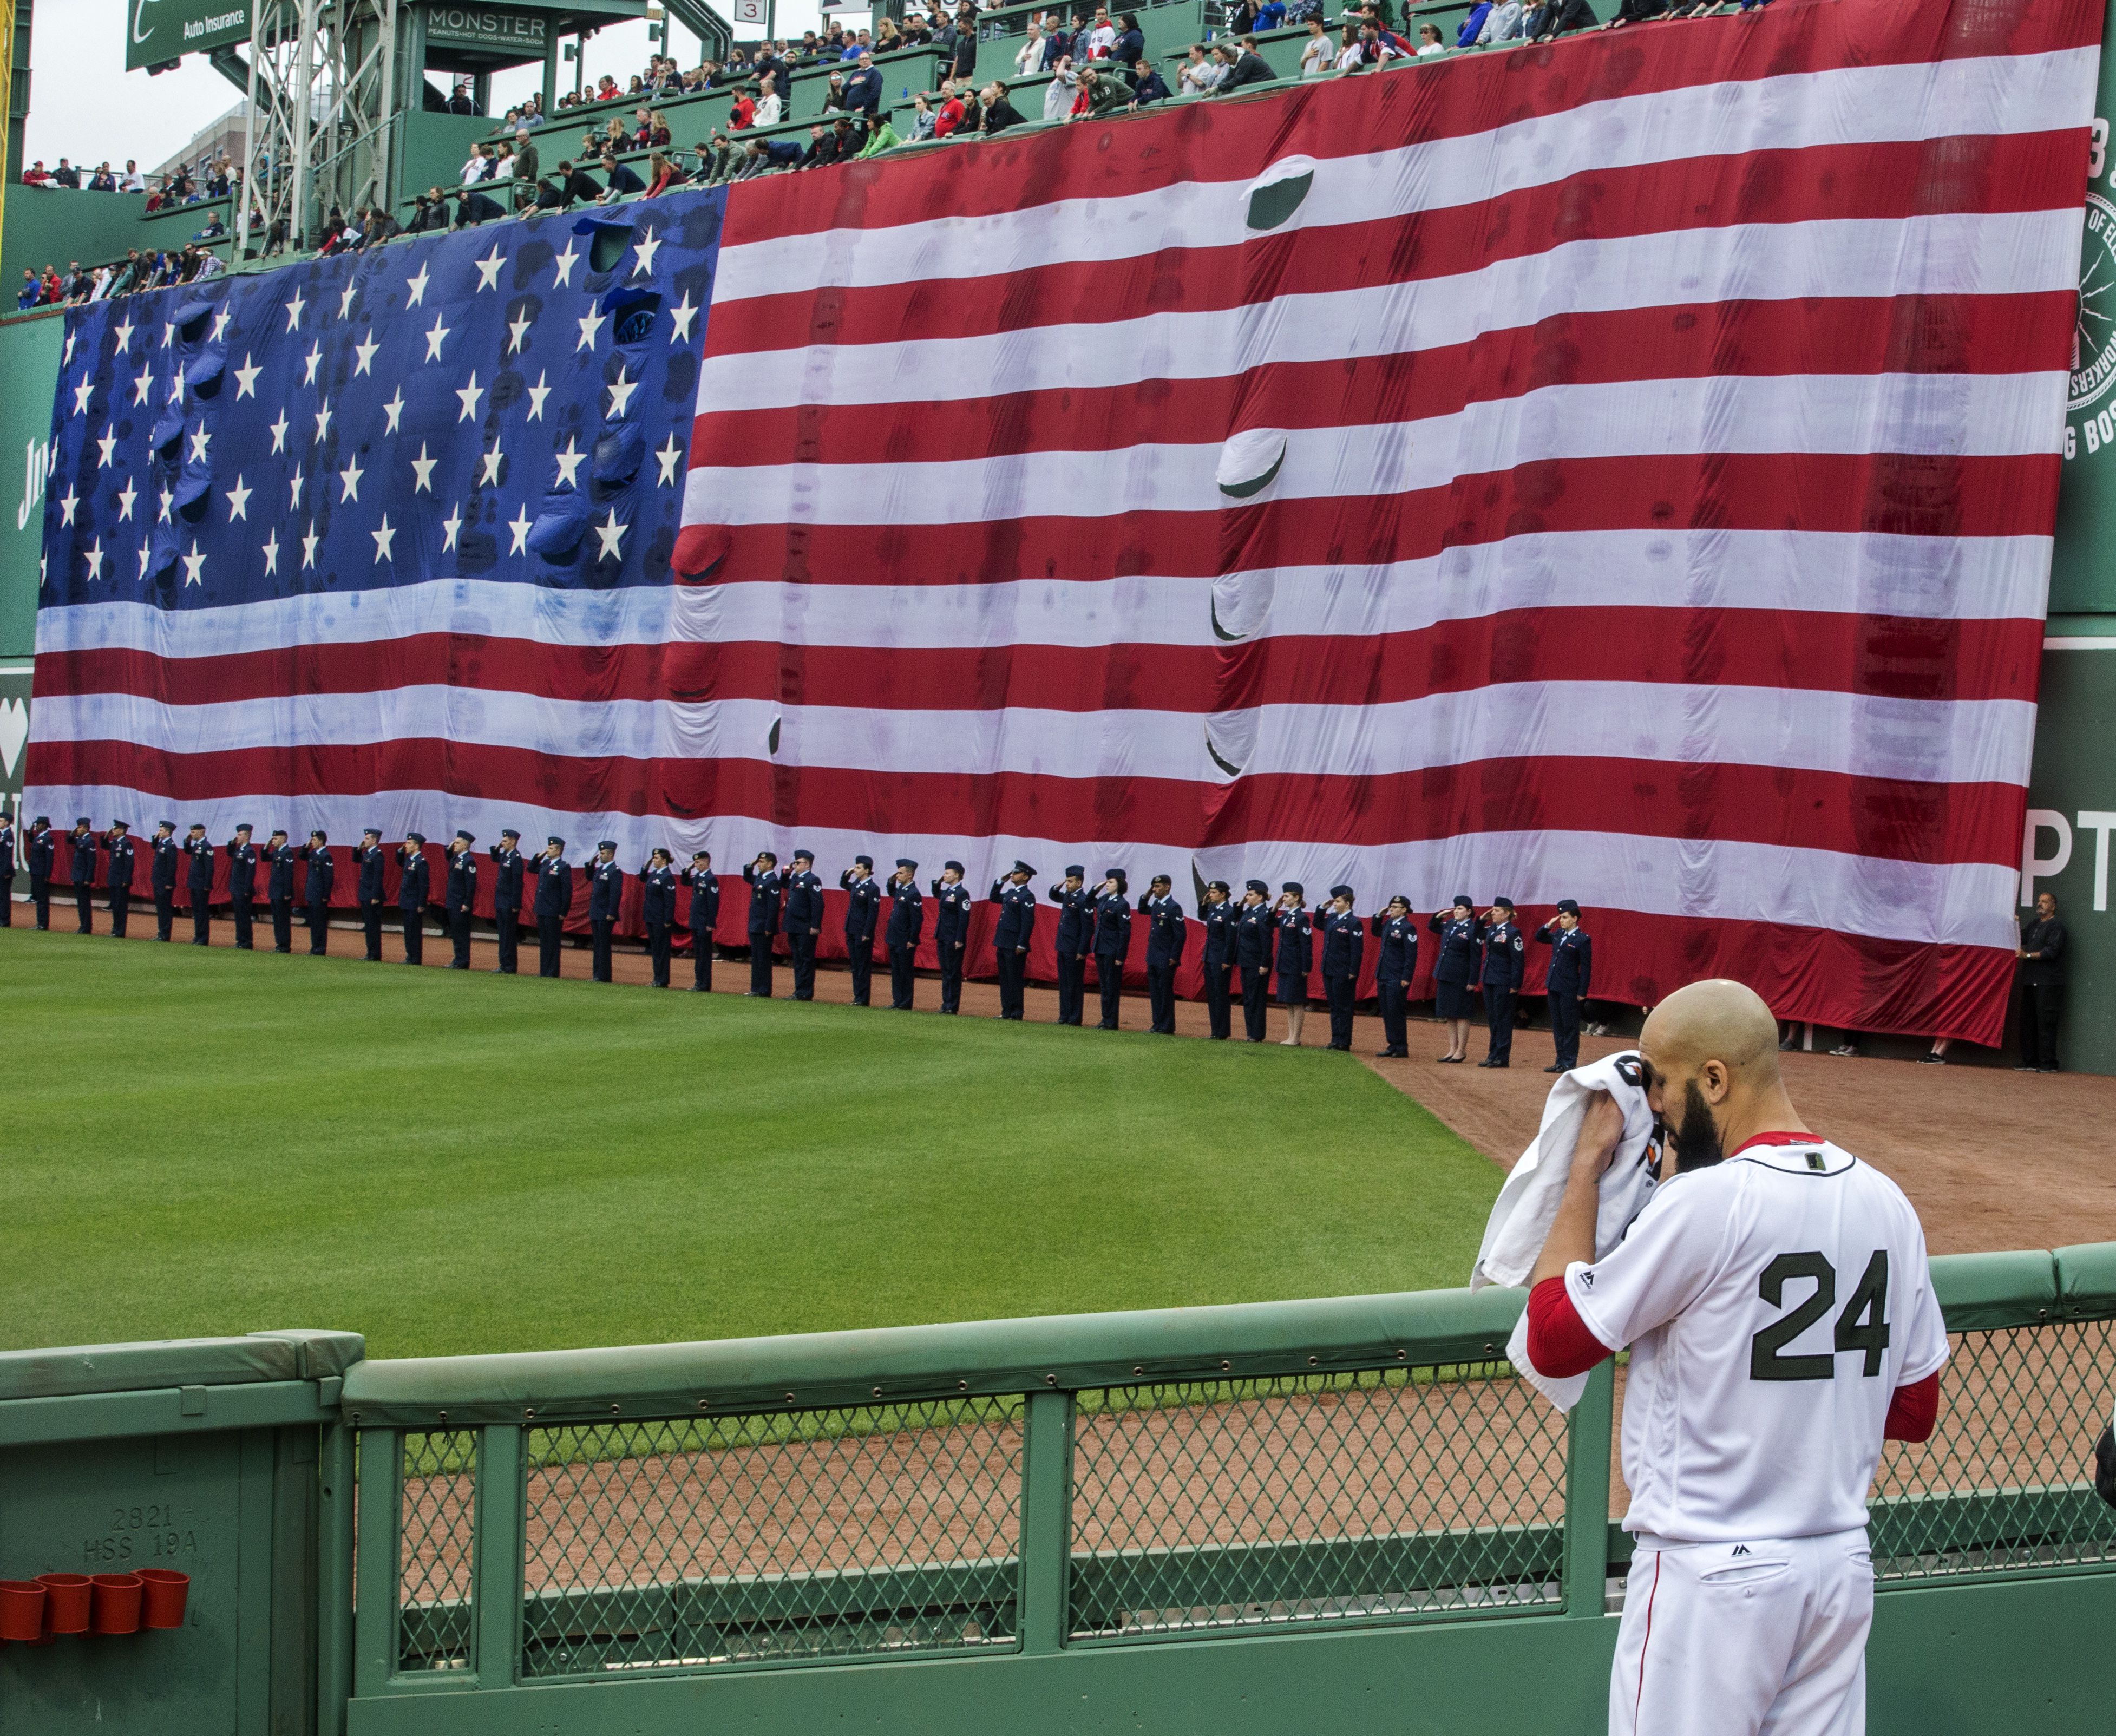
[1610, 1529, 1875, 1736]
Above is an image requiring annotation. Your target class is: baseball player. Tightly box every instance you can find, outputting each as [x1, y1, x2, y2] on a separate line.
[1523, 979, 1947, 1736]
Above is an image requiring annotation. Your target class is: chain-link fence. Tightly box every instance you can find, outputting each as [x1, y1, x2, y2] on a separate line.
[398, 1430, 479, 1673]
[1069, 1361, 1571, 1638]
[516, 1400, 1025, 1677]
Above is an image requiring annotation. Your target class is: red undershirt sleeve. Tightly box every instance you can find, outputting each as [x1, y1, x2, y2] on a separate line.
[1526, 1275, 1614, 1378]
[1884, 1371, 1940, 1443]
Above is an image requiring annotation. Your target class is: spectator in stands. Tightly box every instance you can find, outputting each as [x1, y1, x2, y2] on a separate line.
[846, 50, 885, 114]
[756, 82, 783, 124]
[455, 184, 508, 226]
[448, 80, 480, 115]
[1477, 0, 1526, 40]
[742, 134, 804, 176]
[593, 152, 641, 199]
[407, 189, 447, 232]
[193, 211, 227, 242]
[822, 70, 850, 112]
[1179, 44, 1220, 91]
[935, 78, 969, 134]
[1044, 57, 1079, 117]
[1602, 0, 1665, 23]
[859, 107, 904, 155]
[875, 15, 903, 51]
[462, 142, 494, 183]
[644, 149, 686, 196]
[730, 87, 757, 129]
[951, 6, 979, 78]
[119, 160, 146, 192]
[1218, 36, 1277, 88]
[1017, 21, 1050, 72]
[88, 162, 117, 192]
[595, 74, 621, 101]
[512, 129, 540, 205]
[799, 122, 840, 167]
[51, 158, 80, 188]
[1258, 0, 1287, 23]
[521, 93, 546, 127]
[1109, 11, 1145, 64]
[1299, 18, 1334, 73]
[16, 269, 38, 310]
[909, 91, 938, 137]
[20, 160, 48, 186]
[553, 159, 604, 206]
[1076, 62, 1128, 116]
[1416, 22, 1446, 51]
[1231, 0, 1258, 27]
[975, 81, 1027, 132]
[1526, 0, 1599, 32]
[1131, 56, 1171, 102]
[1287, 0, 1324, 19]
[1086, 6, 1118, 56]
[363, 204, 403, 246]
[1456, 1, 1493, 41]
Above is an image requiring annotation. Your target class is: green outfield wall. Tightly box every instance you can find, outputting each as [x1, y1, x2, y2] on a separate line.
[0, 303, 56, 799]
[0, 1248, 2111, 1736]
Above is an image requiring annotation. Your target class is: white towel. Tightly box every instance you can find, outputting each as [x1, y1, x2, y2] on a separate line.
[1468, 1051, 1665, 1410]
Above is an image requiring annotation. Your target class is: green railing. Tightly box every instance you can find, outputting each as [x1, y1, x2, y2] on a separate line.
[3, 1249, 2112, 1736]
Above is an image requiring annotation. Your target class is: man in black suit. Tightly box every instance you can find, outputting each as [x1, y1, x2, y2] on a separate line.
[2015, 890, 2069, 1073]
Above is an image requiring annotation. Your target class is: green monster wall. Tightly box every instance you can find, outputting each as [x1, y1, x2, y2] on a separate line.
[0, 306, 60, 799]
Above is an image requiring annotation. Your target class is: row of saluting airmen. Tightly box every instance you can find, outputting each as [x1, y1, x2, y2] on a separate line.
[1, 821, 1595, 1066]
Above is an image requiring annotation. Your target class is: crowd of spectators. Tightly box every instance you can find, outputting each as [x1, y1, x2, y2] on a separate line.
[16, 243, 225, 310]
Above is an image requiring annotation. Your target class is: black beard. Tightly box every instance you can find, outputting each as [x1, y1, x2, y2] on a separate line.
[1669, 1081, 1725, 1172]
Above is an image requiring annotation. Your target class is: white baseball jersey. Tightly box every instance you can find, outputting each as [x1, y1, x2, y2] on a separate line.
[1565, 1135, 1948, 1545]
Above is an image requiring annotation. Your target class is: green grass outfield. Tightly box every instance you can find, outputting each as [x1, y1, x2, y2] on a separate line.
[1, 927, 1502, 1359]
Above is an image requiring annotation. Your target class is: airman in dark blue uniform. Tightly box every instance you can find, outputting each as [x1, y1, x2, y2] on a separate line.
[264, 828, 298, 951]
[587, 841, 623, 982]
[1320, 884, 1362, 1051]
[1141, 873, 1186, 1034]
[354, 828, 387, 960]
[489, 829, 526, 974]
[840, 855, 882, 1005]
[784, 849, 825, 999]
[1477, 896, 1525, 1068]
[225, 824, 259, 949]
[641, 848, 678, 986]
[743, 850, 784, 995]
[444, 831, 479, 968]
[300, 830, 334, 955]
[1235, 879, 1272, 1040]
[396, 834, 430, 965]
[1429, 895, 1480, 1062]
[181, 824, 215, 944]
[1535, 899, 1593, 1072]
[1371, 896, 1418, 1057]
[989, 860, 1037, 1019]
[67, 817, 98, 934]
[1092, 869, 1131, 1030]
[535, 837, 573, 977]
[1274, 883, 1312, 1046]
[1200, 880, 1235, 1039]
[886, 858, 922, 1008]
[103, 821, 136, 938]
[0, 811, 14, 926]
[1047, 866, 1093, 1026]
[683, 851, 719, 990]
[150, 821, 180, 941]
[26, 816, 56, 929]
[932, 862, 971, 1013]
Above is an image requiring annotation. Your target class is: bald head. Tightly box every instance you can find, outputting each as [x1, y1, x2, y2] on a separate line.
[1639, 979, 1806, 1171]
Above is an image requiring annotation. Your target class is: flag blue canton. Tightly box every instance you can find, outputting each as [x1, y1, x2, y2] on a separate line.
[39, 191, 726, 609]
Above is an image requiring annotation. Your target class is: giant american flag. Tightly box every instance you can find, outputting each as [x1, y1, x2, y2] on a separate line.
[27, 0, 2102, 1043]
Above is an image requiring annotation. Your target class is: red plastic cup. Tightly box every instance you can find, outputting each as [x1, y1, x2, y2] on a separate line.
[36, 1574, 91, 1635]
[90, 1574, 143, 1635]
[0, 1581, 45, 1642]
[136, 1570, 190, 1630]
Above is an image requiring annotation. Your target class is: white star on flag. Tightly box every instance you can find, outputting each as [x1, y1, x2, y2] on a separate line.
[84, 538, 103, 578]
[654, 434, 683, 484]
[262, 529, 280, 575]
[234, 353, 261, 398]
[303, 342, 324, 385]
[132, 364, 155, 405]
[507, 503, 533, 554]
[137, 538, 153, 580]
[372, 515, 397, 562]
[63, 330, 75, 366]
[339, 456, 364, 502]
[289, 466, 305, 509]
[315, 401, 333, 443]
[116, 479, 139, 521]
[71, 376, 93, 415]
[410, 442, 437, 492]
[302, 530, 320, 569]
[353, 334, 381, 376]
[423, 312, 453, 361]
[526, 370, 552, 420]
[168, 365, 186, 404]
[157, 486, 173, 523]
[667, 294, 698, 343]
[506, 308, 533, 353]
[284, 288, 305, 331]
[96, 428, 118, 468]
[59, 489, 78, 526]
[575, 307, 607, 352]
[442, 506, 464, 552]
[456, 373, 485, 422]
[406, 262, 431, 306]
[270, 410, 291, 453]
[553, 438, 585, 487]
[478, 443, 506, 486]
[606, 366, 639, 418]
[114, 318, 133, 352]
[163, 322, 176, 348]
[383, 389, 406, 434]
[211, 308, 232, 343]
[631, 227, 661, 278]
[475, 245, 507, 290]
[187, 425, 211, 464]
[593, 508, 627, 562]
[225, 475, 252, 520]
[552, 241, 579, 286]
[339, 281, 359, 319]
[181, 541, 207, 586]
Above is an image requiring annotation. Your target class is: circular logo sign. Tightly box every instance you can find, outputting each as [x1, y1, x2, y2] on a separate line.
[2071, 191, 2116, 414]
